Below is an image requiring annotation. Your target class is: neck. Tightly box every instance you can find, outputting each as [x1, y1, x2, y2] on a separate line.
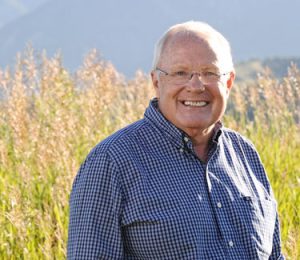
[193, 138, 212, 162]
[189, 125, 215, 162]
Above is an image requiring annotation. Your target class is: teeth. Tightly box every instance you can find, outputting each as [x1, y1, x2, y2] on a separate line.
[184, 101, 208, 107]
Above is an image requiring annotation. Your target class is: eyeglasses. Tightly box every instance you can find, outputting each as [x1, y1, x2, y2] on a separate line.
[156, 68, 230, 85]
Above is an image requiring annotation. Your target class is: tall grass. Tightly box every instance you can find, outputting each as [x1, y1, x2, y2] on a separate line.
[0, 47, 299, 259]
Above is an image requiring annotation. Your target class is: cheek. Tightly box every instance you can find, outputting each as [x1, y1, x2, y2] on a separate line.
[213, 84, 229, 100]
[157, 84, 185, 103]
[211, 87, 228, 111]
[155, 87, 160, 98]
[157, 85, 170, 100]
[153, 82, 161, 98]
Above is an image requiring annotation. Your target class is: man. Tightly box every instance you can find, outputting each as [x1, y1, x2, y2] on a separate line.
[68, 21, 284, 259]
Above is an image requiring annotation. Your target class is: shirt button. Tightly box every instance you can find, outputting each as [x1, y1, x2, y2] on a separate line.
[179, 148, 184, 153]
[229, 240, 234, 247]
[217, 202, 222, 208]
[183, 136, 189, 142]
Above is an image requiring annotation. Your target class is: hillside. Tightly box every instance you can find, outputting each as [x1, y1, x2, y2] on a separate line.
[0, 0, 299, 77]
[235, 57, 300, 82]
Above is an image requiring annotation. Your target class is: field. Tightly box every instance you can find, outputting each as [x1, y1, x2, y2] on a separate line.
[0, 48, 299, 259]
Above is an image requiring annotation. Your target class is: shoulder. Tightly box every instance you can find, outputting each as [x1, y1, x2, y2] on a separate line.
[74, 119, 150, 183]
[220, 127, 264, 175]
[85, 118, 151, 163]
[220, 127, 273, 193]
[220, 127, 257, 151]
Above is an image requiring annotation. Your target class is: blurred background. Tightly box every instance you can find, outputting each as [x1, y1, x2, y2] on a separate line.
[1, 0, 300, 78]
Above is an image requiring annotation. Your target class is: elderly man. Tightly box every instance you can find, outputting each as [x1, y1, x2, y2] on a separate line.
[67, 21, 284, 259]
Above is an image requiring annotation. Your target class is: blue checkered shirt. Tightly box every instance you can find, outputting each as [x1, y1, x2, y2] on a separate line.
[68, 99, 284, 259]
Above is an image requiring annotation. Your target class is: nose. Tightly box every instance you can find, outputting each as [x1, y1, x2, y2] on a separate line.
[190, 73, 202, 81]
[187, 73, 205, 91]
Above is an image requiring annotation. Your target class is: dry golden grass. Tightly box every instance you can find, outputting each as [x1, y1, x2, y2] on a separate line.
[0, 47, 299, 259]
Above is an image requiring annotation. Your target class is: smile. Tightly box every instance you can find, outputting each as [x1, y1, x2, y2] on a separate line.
[183, 101, 209, 107]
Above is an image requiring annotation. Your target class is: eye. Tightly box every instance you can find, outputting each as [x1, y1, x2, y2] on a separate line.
[202, 71, 218, 77]
[173, 71, 189, 77]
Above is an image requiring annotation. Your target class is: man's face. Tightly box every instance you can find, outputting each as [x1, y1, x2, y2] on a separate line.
[151, 35, 234, 137]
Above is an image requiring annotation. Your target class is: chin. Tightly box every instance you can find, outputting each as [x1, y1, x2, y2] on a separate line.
[179, 122, 210, 130]
[181, 117, 211, 126]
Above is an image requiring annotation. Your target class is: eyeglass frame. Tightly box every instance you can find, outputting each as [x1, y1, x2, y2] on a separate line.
[155, 67, 230, 85]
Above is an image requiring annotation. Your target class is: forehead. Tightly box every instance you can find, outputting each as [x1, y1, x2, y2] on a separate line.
[160, 33, 221, 69]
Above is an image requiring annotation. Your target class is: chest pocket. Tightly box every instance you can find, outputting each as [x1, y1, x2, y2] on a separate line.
[235, 195, 277, 258]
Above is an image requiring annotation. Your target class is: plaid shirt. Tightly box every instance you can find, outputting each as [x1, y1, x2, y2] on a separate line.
[68, 99, 284, 259]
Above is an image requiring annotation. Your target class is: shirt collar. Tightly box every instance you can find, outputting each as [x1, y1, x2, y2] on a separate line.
[144, 98, 223, 150]
[144, 98, 184, 149]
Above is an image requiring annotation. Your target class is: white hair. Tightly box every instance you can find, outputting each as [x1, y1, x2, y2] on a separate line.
[152, 21, 234, 72]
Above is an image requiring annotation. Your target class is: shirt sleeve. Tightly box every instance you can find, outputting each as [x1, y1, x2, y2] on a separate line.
[67, 149, 124, 259]
[239, 134, 285, 259]
[269, 210, 285, 259]
[253, 148, 285, 260]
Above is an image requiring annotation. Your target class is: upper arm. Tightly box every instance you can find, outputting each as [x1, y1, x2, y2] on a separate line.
[67, 150, 124, 259]
[269, 212, 285, 259]
[236, 134, 285, 259]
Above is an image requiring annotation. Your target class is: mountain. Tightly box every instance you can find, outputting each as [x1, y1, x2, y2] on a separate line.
[0, 0, 300, 78]
[235, 58, 300, 82]
[0, 0, 48, 29]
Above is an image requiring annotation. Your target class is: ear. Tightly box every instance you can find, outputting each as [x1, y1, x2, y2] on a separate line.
[151, 70, 160, 97]
[225, 71, 235, 95]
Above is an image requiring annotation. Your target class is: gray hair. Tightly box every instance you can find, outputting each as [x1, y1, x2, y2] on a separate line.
[152, 21, 234, 72]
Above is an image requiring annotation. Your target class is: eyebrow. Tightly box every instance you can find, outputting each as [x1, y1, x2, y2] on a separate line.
[169, 64, 189, 70]
[198, 65, 219, 71]
[170, 64, 220, 72]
